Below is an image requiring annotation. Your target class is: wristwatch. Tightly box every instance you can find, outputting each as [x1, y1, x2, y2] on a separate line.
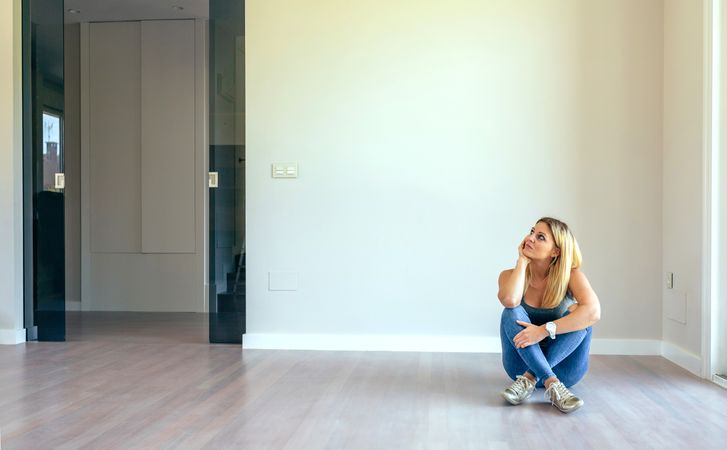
[545, 321, 557, 339]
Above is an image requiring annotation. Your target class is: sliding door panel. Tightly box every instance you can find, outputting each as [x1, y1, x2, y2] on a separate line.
[23, 0, 66, 341]
[209, 0, 246, 344]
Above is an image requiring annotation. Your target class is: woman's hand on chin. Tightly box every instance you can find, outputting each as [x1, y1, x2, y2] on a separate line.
[517, 239, 531, 265]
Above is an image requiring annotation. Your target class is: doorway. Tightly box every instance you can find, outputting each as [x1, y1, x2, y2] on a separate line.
[22, 0, 246, 344]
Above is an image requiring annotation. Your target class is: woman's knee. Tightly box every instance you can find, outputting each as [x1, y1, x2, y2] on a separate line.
[500, 305, 529, 337]
[500, 304, 527, 323]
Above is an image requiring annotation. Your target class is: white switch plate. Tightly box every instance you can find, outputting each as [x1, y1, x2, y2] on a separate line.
[272, 163, 298, 178]
[666, 272, 673, 289]
[54, 173, 65, 189]
[208, 172, 219, 188]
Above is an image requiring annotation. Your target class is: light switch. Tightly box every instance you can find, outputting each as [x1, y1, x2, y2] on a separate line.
[666, 272, 673, 289]
[54, 173, 65, 190]
[208, 172, 219, 188]
[272, 163, 298, 178]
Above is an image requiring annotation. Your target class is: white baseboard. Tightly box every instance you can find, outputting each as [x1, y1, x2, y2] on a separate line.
[65, 300, 82, 311]
[661, 341, 702, 376]
[243, 334, 501, 353]
[0, 328, 26, 345]
[243, 334, 663, 355]
[0, 326, 701, 376]
[589, 338, 662, 355]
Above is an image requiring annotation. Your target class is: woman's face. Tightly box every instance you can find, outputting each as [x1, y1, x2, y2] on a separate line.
[522, 221, 560, 261]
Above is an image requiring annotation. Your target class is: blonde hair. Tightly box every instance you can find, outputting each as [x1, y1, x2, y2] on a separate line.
[525, 217, 582, 309]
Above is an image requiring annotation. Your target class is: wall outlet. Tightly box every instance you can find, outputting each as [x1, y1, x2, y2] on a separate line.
[666, 272, 673, 289]
[269, 271, 299, 291]
[664, 290, 687, 324]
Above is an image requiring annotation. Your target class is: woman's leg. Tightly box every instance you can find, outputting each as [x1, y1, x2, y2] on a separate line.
[543, 326, 589, 368]
[500, 320, 529, 380]
[548, 327, 593, 388]
[500, 306, 556, 383]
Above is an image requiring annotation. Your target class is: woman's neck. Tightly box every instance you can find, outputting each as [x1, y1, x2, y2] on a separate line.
[529, 260, 550, 283]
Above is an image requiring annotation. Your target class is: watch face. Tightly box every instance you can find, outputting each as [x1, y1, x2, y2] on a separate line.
[546, 322, 556, 336]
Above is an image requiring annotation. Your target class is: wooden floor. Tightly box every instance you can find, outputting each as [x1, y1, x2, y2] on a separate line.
[0, 313, 726, 449]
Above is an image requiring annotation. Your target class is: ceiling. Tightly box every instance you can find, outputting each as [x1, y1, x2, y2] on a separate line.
[64, 0, 209, 23]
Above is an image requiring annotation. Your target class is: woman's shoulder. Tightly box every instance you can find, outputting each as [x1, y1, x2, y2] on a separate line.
[497, 269, 515, 287]
[567, 268, 598, 302]
[568, 268, 589, 286]
[498, 268, 514, 280]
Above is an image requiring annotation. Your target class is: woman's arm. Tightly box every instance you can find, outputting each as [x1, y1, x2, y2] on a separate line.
[551, 269, 600, 334]
[497, 258, 529, 308]
[512, 269, 600, 348]
[498, 238, 531, 308]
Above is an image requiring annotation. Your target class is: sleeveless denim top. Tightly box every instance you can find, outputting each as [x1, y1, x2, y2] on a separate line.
[521, 292, 576, 326]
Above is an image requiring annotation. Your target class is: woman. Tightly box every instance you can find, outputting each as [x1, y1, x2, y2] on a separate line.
[497, 217, 600, 413]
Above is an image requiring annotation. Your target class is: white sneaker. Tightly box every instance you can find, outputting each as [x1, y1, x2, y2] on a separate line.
[502, 375, 535, 405]
[544, 381, 584, 413]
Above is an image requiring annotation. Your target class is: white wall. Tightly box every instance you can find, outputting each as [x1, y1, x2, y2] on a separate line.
[4, 0, 717, 361]
[662, 0, 706, 373]
[245, 0, 664, 350]
[0, 0, 24, 345]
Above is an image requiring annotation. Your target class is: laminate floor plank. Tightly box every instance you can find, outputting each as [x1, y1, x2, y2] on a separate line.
[0, 312, 725, 449]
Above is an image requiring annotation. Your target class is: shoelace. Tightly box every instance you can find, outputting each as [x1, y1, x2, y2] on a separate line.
[510, 376, 531, 395]
[544, 382, 571, 402]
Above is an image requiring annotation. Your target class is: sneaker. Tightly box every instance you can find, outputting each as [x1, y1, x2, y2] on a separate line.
[502, 375, 535, 405]
[544, 381, 584, 413]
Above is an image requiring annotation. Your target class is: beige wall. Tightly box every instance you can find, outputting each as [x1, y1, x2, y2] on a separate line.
[0, 0, 24, 344]
[245, 0, 664, 347]
[662, 0, 706, 369]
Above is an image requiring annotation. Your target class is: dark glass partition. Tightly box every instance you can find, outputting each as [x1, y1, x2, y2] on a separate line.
[23, 0, 66, 341]
[209, 0, 246, 344]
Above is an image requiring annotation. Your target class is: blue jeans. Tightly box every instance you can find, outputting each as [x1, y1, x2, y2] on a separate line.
[500, 305, 592, 388]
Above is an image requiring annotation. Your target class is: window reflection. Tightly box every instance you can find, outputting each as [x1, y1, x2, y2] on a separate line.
[42, 111, 62, 192]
